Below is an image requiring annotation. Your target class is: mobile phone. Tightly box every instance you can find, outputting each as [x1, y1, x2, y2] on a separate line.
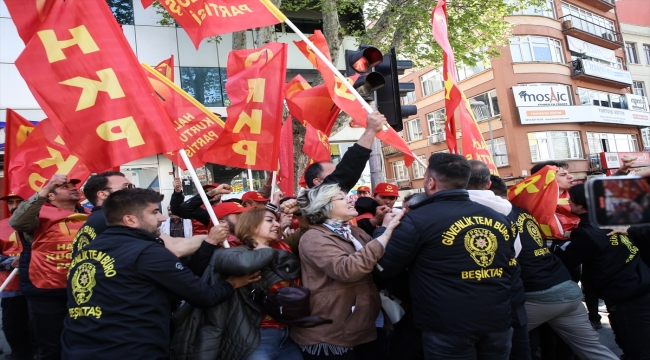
[586, 176, 650, 227]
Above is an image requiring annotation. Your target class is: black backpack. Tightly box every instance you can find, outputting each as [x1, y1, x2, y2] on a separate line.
[250, 265, 332, 328]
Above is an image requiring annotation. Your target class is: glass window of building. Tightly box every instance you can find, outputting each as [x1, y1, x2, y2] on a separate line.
[587, 133, 639, 153]
[412, 155, 428, 179]
[561, 3, 615, 39]
[577, 88, 624, 108]
[420, 71, 444, 96]
[510, 36, 563, 63]
[107, 0, 134, 25]
[485, 137, 509, 167]
[427, 109, 446, 135]
[633, 81, 646, 97]
[180, 67, 229, 107]
[528, 131, 583, 161]
[511, 0, 555, 18]
[405, 118, 422, 142]
[401, 87, 416, 104]
[392, 161, 409, 181]
[468, 90, 500, 121]
[626, 43, 639, 64]
[457, 61, 492, 82]
[644, 45, 650, 65]
[642, 128, 650, 149]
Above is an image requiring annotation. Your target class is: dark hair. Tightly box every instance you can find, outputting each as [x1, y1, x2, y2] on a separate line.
[427, 153, 471, 190]
[304, 162, 324, 189]
[531, 161, 568, 175]
[406, 193, 426, 209]
[83, 171, 126, 206]
[488, 175, 508, 197]
[467, 160, 491, 190]
[568, 183, 587, 209]
[103, 188, 163, 226]
[222, 198, 243, 204]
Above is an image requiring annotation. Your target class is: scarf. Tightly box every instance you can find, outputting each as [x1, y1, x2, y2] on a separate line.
[323, 219, 363, 251]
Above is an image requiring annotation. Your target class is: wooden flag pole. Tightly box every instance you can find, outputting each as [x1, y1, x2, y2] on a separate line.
[178, 149, 230, 248]
[283, 19, 428, 169]
[0, 268, 18, 294]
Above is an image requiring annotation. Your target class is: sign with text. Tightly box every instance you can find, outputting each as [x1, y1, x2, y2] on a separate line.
[600, 152, 650, 170]
[512, 85, 571, 107]
[623, 94, 649, 113]
[566, 35, 616, 63]
[582, 59, 633, 85]
[518, 105, 650, 127]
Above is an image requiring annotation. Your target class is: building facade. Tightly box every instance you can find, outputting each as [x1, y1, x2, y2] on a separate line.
[382, 0, 649, 193]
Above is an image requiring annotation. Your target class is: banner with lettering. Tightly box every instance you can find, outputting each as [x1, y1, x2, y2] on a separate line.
[154, 55, 175, 82]
[142, 0, 286, 49]
[9, 0, 184, 173]
[277, 116, 294, 197]
[3, 110, 36, 217]
[9, 119, 90, 200]
[294, 31, 415, 166]
[202, 43, 287, 170]
[431, 0, 498, 175]
[142, 63, 225, 170]
[284, 75, 339, 134]
[508, 165, 565, 240]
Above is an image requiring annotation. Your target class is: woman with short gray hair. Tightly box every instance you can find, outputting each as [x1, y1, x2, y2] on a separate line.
[291, 183, 402, 359]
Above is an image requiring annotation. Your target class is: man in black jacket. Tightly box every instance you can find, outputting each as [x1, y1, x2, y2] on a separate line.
[61, 188, 260, 360]
[555, 183, 650, 360]
[375, 153, 517, 360]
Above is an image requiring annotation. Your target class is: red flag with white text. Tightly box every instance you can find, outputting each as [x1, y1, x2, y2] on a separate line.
[202, 43, 287, 170]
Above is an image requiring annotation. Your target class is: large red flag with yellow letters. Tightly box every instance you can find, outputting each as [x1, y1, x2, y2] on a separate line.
[143, 63, 225, 170]
[294, 31, 415, 167]
[142, 0, 286, 49]
[202, 43, 287, 170]
[431, 0, 498, 175]
[3, 110, 36, 217]
[8, 119, 90, 200]
[9, 0, 184, 173]
[508, 165, 565, 240]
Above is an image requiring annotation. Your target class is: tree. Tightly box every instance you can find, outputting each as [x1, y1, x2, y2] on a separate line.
[151, 0, 543, 193]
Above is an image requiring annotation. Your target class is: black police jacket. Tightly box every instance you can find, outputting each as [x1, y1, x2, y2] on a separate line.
[61, 226, 234, 360]
[376, 189, 517, 335]
[71, 206, 108, 255]
[509, 205, 571, 293]
[556, 213, 650, 305]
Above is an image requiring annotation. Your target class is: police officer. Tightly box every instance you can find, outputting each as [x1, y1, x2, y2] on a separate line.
[61, 188, 261, 359]
[375, 153, 516, 359]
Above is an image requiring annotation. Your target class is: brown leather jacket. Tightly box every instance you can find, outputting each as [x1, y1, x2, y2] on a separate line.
[291, 224, 384, 348]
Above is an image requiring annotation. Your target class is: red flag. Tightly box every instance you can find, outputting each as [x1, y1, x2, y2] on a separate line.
[3, 0, 57, 43]
[9, 0, 183, 173]
[303, 124, 332, 163]
[142, 63, 225, 170]
[277, 116, 294, 197]
[3, 110, 36, 217]
[154, 55, 175, 82]
[202, 43, 287, 170]
[431, 0, 498, 175]
[8, 119, 90, 200]
[293, 31, 415, 166]
[508, 165, 565, 240]
[142, 0, 286, 49]
[284, 75, 339, 134]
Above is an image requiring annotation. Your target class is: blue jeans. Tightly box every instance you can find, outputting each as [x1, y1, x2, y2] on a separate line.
[248, 327, 303, 360]
[422, 328, 513, 360]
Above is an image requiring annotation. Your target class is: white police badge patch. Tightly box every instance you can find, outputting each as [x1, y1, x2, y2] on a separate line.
[464, 228, 498, 267]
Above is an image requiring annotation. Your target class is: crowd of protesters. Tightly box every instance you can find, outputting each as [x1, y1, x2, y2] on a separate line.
[0, 111, 649, 360]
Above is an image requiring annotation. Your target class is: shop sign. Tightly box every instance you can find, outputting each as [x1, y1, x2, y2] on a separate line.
[582, 59, 633, 85]
[600, 152, 650, 170]
[566, 36, 616, 63]
[623, 94, 649, 113]
[512, 85, 571, 107]
[518, 105, 650, 127]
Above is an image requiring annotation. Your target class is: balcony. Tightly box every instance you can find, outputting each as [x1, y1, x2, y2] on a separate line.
[382, 145, 404, 157]
[580, 0, 615, 12]
[570, 58, 633, 88]
[560, 15, 622, 50]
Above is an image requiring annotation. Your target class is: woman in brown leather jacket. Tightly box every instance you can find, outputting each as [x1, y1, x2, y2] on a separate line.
[293, 183, 402, 359]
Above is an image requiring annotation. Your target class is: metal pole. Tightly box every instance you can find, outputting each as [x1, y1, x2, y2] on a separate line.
[488, 115, 496, 158]
[369, 91, 385, 189]
[247, 169, 254, 191]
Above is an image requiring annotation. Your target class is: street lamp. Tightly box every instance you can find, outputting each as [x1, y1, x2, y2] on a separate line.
[469, 100, 497, 161]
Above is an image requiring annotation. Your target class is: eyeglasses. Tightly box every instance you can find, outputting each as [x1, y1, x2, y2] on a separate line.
[103, 183, 136, 192]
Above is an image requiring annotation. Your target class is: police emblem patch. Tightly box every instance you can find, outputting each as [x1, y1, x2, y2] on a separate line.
[464, 228, 498, 267]
[527, 221, 543, 247]
[72, 263, 97, 305]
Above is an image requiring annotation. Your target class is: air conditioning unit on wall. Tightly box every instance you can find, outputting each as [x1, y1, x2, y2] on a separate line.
[428, 133, 446, 144]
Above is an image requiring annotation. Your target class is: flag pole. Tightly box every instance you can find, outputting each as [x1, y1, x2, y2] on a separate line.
[271, 171, 277, 196]
[0, 268, 18, 294]
[247, 169, 254, 191]
[178, 149, 230, 248]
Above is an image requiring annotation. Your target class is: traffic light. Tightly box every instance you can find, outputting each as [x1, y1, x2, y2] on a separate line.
[375, 48, 417, 132]
[344, 46, 385, 101]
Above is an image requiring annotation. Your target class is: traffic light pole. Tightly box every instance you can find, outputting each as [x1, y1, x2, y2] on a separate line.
[369, 92, 386, 188]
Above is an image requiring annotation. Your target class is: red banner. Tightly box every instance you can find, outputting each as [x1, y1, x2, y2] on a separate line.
[431, 0, 498, 175]
[277, 116, 294, 197]
[294, 31, 414, 166]
[284, 75, 339, 134]
[142, 0, 285, 49]
[3, 110, 36, 198]
[202, 43, 287, 170]
[10, 0, 183, 173]
[154, 55, 175, 82]
[508, 165, 565, 240]
[143, 63, 225, 170]
[3, 0, 57, 43]
[8, 119, 90, 200]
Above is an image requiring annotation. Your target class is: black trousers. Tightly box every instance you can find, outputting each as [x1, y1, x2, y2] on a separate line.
[27, 294, 68, 360]
[580, 273, 601, 323]
[609, 292, 650, 359]
[1, 296, 33, 359]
